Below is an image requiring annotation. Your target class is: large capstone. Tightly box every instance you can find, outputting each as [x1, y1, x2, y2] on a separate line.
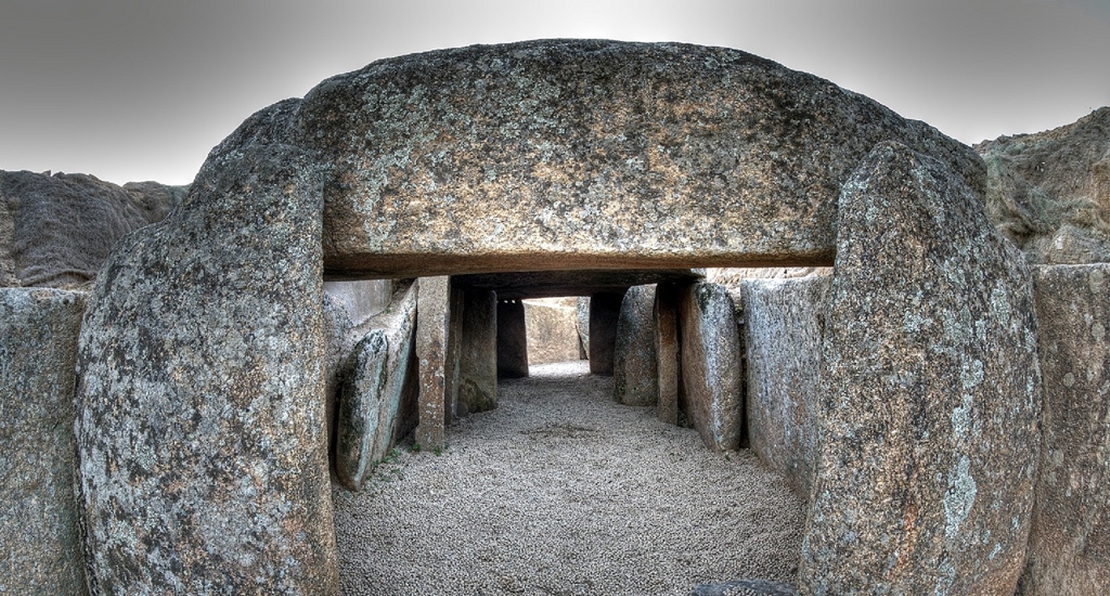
[799, 142, 1041, 596]
[1019, 264, 1110, 595]
[73, 143, 339, 594]
[0, 288, 88, 595]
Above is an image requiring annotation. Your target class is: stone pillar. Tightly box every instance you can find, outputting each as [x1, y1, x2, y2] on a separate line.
[416, 276, 450, 449]
[678, 282, 744, 451]
[1, 288, 88, 596]
[741, 275, 829, 500]
[497, 299, 529, 378]
[800, 142, 1041, 596]
[588, 290, 625, 375]
[654, 283, 682, 425]
[458, 289, 498, 415]
[614, 285, 658, 406]
[444, 283, 465, 425]
[1019, 264, 1110, 596]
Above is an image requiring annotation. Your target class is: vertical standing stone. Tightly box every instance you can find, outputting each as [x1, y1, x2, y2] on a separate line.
[73, 143, 339, 594]
[1019, 264, 1110, 595]
[458, 289, 498, 415]
[444, 283, 465, 424]
[614, 285, 658, 406]
[800, 142, 1041, 596]
[654, 283, 682, 426]
[497, 299, 529, 378]
[416, 276, 450, 449]
[678, 282, 744, 451]
[1, 288, 87, 595]
[741, 276, 829, 500]
[589, 291, 625, 375]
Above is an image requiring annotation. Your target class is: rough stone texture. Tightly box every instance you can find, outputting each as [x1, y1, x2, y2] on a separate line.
[654, 283, 683, 425]
[588, 291, 625, 375]
[678, 282, 743, 451]
[1017, 264, 1110, 595]
[72, 143, 339, 594]
[497, 299, 529, 378]
[458, 288, 498, 415]
[524, 297, 582, 365]
[690, 578, 795, 596]
[741, 275, 829, 500]
[334, 281, 419, 491]
[614, 285, 659, 406]
[0, 170, 184, 288]
[263, 39, 983, 278]
[0, 288, 88, 595]
[799, 142, 1041, 596]
[976, 107, 1110, 264]
[415, 276, 450, 449]
[577, 296, 590, 358]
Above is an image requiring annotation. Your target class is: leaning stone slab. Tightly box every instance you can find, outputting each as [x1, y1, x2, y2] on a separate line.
[0, 288, 87, 595]
[73, 143, 339, 594]
[741, 275, 829, 500]
[678, 282, 743, 451]
[800, 142, 1041, 596]
[1018, 264, 1110, 595]
[614, 285, 658, 407]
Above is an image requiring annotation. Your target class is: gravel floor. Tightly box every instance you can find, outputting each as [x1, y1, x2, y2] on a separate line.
[333, 361, 805, 596]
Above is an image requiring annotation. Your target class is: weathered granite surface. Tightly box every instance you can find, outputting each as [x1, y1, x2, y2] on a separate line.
[800, 142, 1041, 596]
[524, 298, 582, 365]
[0, 170, 184, 288]
[0, 288, 87, 595]
[1018, 264, 1110, 595]
[976, 107, 1110, 264]
[221, 40, 984, 278]
[72, 143, 339, 594]
[458, 288, 498, 414]
[416, 277, 450, 449]
[690, 578, 795, 596]
[614, 285, 658, 406]
[741, 275, 829, 500]
[678, 282, 743, 451]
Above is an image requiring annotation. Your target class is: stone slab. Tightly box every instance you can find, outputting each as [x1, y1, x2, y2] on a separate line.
[678, 282, 743, 451]
[524, 298, 582, 365]
[614, 285, 658, 406]
[497, 299, 529, 378]
[415, 276, 450, 449]
[589, 291, 625, 375]
[458, 288, 498, 414]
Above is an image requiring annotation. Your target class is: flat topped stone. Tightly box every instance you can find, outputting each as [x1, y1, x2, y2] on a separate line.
[209, 39, 983, 278]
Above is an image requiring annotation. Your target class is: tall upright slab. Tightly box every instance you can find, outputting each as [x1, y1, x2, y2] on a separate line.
[73, 143, 339, 594]
[800, 142, 1041, 596]
[614, 285, 659, 406]
[416, 276, 451, 449]
[678, 282, 744, 451]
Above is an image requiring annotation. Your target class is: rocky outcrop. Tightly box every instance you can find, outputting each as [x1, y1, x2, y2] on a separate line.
[741, 275, 829, 500]
[0, 170, 184, 288]
[286, 40, 983, 278]
[0, 288, 87, 595]
[800, 142, 1041, 596]
[72, 143, 339, 594]
[613, 285, 658, 406]
[1019, 264, 1110, 595]
[976, 107, 1110, 264]
[678, 282, 744, 451]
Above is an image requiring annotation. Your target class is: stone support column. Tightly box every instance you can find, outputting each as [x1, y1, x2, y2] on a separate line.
[416, 276, 450, 449]
[497, 299, 529, 378]
[654, 283, 682, 425]
[458, 289, 498, 415]
[588, 290, 625, 375]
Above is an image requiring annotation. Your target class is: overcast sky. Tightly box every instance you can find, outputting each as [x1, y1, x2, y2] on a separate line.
[2, 0, 1108, 186]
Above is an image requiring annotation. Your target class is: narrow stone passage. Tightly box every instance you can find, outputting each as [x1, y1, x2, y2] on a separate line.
[333, 361, 805, 596]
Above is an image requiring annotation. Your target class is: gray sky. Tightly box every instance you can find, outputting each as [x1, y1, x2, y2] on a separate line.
[2, 0, 1108, 185]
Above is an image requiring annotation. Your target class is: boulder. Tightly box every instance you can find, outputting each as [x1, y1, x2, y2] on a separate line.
[976, 107, 1110, 263]
[524, 297, 583, 365]
[0, 170, 184, 287]
[800, 142, 1041, 596]
[289, 40, 983, 278]
[678, 282, 744, 451]
[613, 285, 658, 406]
[741, 275, 829, 500]
[73, 142, 339, 594]
[1018, 264, 1110, 595]
[0, 288, 88, 595]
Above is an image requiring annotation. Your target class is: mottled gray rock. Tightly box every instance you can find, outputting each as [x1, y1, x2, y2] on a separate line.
[286, 40, 983, 278]
[741, 275, 829, 500]
[0, 170, 184, 288]
[678, 282, 743, 451]
[73, 143, 339, 594]
[1018, 264, 1110, 595]
[524, 297, 582, 365]
[589, 291, 625, 375]
[334, 281, 418, 491]
[800, 142, 1041, 596]
[458, 288, 498, 414]
[0, 288, 87, 595]
[614, 285, 658, 406]
[691, 578, 795, 596]
[497, 299, 529, 378]
[577, 296, 590, 358]
[654, 283, 683, 425]
[976, 107, 1110, 263]
[416, 276, 450, 450]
